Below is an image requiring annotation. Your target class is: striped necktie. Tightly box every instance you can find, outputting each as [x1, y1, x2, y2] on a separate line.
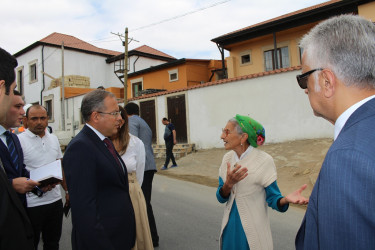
[4, 131, 19, 170]
[103, 138, 124, 174]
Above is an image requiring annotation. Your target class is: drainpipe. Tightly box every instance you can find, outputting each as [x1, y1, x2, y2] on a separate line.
[273, 32, 279, 69]
[40, 45, 45, 104]
[133, 56, 139, 72]
[216, 43, 227, 79]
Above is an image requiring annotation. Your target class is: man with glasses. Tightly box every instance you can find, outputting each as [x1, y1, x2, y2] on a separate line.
[63, 90, 135, 250]
[295, 15, 375, 249]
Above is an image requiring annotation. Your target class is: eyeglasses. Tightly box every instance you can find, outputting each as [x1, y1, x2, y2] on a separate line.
[97, 111, 121, 117]
[222, 128, 235, 137]
[296, 68, 323, 89]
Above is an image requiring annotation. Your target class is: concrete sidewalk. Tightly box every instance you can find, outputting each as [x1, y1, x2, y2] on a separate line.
[155, 138, 333, 200]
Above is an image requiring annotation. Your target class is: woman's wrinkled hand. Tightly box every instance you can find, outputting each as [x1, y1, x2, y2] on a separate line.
[220, 162, 248, 198]
[284, 184, 309, 205]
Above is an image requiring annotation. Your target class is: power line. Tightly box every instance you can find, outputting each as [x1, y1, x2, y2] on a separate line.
[131, 0, 232, 32]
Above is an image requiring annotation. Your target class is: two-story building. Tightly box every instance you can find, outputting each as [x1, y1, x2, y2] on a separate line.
[211, 0, 375, 78]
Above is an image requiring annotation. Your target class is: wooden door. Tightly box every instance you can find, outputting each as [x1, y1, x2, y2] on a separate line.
[140, 100, 156, 143]
[167, 95, 187, 143]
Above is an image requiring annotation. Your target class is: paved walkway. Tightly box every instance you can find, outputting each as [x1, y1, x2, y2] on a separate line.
[155, 138, 333, 201]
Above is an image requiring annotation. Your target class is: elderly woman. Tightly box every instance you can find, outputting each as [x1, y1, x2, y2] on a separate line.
[217, 115, 308, 250]
[111, 106, 153, 250]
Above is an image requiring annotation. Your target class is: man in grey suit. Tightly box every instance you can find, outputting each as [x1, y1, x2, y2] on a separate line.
[125, 102, 159, 247]
[295, 15, 375, 249]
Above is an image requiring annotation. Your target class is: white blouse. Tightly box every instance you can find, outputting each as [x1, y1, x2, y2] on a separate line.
[120, 134, 146, 185]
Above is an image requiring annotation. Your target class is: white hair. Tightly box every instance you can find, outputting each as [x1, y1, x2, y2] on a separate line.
[300, 15, 375, 88]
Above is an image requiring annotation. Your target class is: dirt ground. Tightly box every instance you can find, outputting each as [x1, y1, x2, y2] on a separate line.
[155, 138, 333, 207]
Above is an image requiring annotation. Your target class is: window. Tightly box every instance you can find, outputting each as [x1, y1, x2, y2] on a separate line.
[17, 67, 24, 95]
[264, 46, 290, 71]
[240, 50, 252, 65]
[132, 82, 142, 97]
[45, 100, 52, 118]
[130, 77, 143, 98]
[29, 60, 38, 83]
[168, 69, 178, 82]
[43, 94, 54, 122]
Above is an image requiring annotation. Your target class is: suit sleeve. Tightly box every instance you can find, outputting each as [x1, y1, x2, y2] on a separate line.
[314, 148, 375, 249]
[63, 140, 115, 250]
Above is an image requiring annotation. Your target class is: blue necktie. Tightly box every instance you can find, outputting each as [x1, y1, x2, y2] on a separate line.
[4, 131, 19, 170]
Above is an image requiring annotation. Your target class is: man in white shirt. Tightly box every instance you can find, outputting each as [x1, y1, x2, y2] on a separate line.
[18, 104, 68, 250]
[295, 15, 375, 249]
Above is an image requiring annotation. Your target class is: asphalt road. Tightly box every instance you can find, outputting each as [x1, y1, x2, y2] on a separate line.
[54, 174, 305, 249]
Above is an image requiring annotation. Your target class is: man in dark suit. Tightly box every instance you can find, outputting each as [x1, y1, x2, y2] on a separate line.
[0, 47, 34, 249]
[63, 90, 135, 250]
[0, 90, 38, 207]
[295, 15, 375, 249]
[125, 102, 159, 247]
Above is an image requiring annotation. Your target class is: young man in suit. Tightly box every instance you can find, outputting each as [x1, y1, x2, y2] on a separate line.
[0, 46, 34, 249]
[295, 15, 375, 249]
[125, 102, 159, 247]
[63, 90, 135, 250]
[0, 90, 38, 207]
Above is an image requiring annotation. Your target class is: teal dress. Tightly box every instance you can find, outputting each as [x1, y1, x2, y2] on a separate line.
[216, 177, 288, 250]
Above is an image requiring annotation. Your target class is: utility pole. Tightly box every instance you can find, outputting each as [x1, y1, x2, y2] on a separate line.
[124, 27, 128, 105]
[111, 29, 138, 104]
[61, 42, 65, 130]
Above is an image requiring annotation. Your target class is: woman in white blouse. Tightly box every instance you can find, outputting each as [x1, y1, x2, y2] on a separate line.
[112, 105, 153, 250]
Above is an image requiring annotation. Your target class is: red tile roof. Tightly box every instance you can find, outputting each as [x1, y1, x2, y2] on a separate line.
[40, 32, 121, 56]
[128, 66, 302, 101]
[133, 45, 175, 59]
[214, 0, 342, 40]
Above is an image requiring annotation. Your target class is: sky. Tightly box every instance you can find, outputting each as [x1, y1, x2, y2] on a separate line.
[1, 0, 328, 59]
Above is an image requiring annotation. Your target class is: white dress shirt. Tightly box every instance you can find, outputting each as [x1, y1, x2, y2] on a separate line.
[18, 129, 63, 207]
[334, 95, 375, 140]
[120, 134, 146, 185]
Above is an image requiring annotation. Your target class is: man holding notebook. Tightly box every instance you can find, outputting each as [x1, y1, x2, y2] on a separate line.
[18, 104, 68, 250]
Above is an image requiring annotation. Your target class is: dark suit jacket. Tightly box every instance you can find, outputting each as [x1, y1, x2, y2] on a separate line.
[63, 125, 135, 250]
[0, 132, 29, 206]
[0, 160, 33, 250]
[296, 98, 375, 249]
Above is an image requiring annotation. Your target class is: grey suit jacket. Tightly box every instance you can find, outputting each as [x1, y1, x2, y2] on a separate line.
[296, 97, 375, 249]
[128, 115, 157, 172]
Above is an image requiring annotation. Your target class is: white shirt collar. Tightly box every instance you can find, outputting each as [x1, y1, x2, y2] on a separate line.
[0, 125, 6, 136]
[86, 123, 106, 141]
[334, 95, 375, 140]
[233, 145, 254, 162]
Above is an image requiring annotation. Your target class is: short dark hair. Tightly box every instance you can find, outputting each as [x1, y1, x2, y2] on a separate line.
[124, 102, 139, 115]
[0, 47, 18, 95]
[26, 104, 47, 118]
[13, 89, 21, 96]
[81, 90, 115, 123]
[26, 104, 48, 118]
[162, 117, 168, 121]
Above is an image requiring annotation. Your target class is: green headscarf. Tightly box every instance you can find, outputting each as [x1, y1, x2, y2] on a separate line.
[235, 114, 265, 148]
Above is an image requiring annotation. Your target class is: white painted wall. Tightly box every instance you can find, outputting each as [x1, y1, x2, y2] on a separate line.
[140, 70, 333, 149]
